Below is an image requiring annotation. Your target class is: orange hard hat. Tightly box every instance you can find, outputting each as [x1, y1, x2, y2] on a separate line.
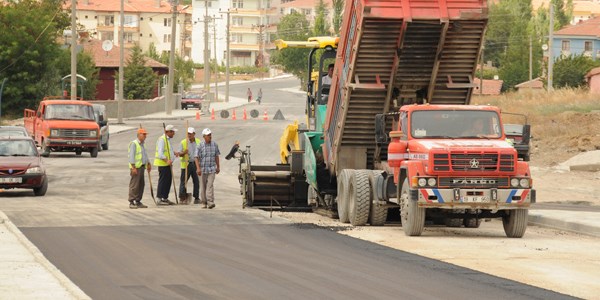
[137, 128, 147, 134]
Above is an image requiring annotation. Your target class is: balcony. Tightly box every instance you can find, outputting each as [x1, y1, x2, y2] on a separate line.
[230, 43, 259, 51]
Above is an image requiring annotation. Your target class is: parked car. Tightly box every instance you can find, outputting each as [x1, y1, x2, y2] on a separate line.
[92, 104, 109, 151]
[0, 136, 48, 196]
[181, 92, 205, 110]
[0, 126, 29, 137]
[503, 112, 532, 161]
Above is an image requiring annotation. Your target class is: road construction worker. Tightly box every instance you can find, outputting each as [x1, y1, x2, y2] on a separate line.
[154, 124, 177, 205]
[195, 128, 221, 209]
[177, 127, 200, 204]
[247, 88, 253, 102]
[128, 128, 151, 209]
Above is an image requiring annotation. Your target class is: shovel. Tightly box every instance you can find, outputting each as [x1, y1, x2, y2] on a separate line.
[179, 120, 192, 204]
[147, 169, 158, 206]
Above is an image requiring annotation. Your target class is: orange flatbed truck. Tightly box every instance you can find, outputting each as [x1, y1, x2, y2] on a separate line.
[24, 97, 100, 158]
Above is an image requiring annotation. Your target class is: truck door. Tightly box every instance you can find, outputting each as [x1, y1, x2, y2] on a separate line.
[35, 105, 45, 144]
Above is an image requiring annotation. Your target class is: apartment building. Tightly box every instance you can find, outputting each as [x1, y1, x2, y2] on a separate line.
[192, 0, 276, 66]
[74, 0, 192, 58]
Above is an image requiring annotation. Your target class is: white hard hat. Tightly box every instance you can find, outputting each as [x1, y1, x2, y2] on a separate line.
[187, 127, 195, 134]
[202, 128, 212, 136]
[165, 124, 177, 132]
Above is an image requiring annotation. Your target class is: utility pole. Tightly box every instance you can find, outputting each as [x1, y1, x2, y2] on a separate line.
[252, 24, 267, 80]
[203, 0, 211, 98]
[548, 4, 554, 91]
[118, 0, 124, 123]
[219, 8, 236, 103]
[166, 0, 178, 115]
[70, 0, 77, 100]
[212, 16, 222, 102]
[529, 36, 533, 81]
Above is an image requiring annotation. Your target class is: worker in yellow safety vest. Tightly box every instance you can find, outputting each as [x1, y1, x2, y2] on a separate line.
[177, 127, 201, 204]
[154, 124, 177, 205]
[128, 128, 151, 209]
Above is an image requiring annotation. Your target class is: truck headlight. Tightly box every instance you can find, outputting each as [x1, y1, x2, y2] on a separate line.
[427, 178, 437, 186]
[510, 178, 519, 187]
[418, 178, 427, 187]
[50, 129, 59, 137]
[90, 130, 97, 137]
[26, 167, 42, 174]
[519, 178, 530, 188]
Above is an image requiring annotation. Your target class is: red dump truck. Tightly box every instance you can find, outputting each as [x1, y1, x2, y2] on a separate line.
[237, 0, 535, 238]
[24, 97, 100, 157]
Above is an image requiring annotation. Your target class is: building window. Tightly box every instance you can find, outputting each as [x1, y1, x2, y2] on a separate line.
[125, 32, 134, 43]
[164, 18, 172, 27]
[561, 40, 570, 51]
[100, 31, 114, 41]
[232, 17, 243, 26]
[124, 15, 138, 27]
[164, 34, 171, 43]
[103, 15, 114, 26]
[585, 41, 593, 52]
[233, 0, 244, 9]
[231, 33, 243, 43]
[266, 0, 271, 8]
[302, 8, 311, 15]
[280, 8, 284, 14]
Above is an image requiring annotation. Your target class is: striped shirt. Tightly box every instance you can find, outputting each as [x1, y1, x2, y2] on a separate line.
[196, 141, 220, 173]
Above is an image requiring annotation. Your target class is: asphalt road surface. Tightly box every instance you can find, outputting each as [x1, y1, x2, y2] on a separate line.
[1, 78, 572, 299]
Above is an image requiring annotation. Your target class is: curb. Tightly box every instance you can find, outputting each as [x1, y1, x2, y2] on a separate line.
[528, 211, 600, 238]
[0, 211, 91, 300]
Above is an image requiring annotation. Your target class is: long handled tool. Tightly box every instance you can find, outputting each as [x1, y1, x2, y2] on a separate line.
[162, 123, 179, 204]
[147, 170, 158, 206]
[180, 120, 192, 204]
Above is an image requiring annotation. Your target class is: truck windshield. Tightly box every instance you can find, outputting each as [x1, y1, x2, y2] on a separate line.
[44, 104, 94, 121]
[411, 110, 502, 139]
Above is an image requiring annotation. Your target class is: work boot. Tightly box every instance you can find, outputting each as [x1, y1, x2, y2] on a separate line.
[129, 202, 137, 209]
[158, 198, 170, 206]
[208, 203, 215, 209]
[136, 202, 148, 208]
[193, 198, 200, 204]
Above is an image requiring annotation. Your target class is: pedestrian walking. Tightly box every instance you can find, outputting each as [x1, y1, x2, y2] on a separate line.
[154, 124, 177, 205]
[128, 128, 151, 209]
[247, 88, 253, 103]
[257, 88, 262, 104]
[195, 128, 221, 209]
[177, 127, 200, 204]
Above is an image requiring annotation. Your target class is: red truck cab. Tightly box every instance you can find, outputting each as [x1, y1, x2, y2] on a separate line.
[24, 97, 100, 157]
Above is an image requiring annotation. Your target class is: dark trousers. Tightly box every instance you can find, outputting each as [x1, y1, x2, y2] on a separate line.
[157, 166, 172, 199]
[179, 163, 199, 199]
[128, 167, 145, 202]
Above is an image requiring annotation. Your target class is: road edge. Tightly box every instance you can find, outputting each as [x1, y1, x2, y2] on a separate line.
[0, 211, 91, 300]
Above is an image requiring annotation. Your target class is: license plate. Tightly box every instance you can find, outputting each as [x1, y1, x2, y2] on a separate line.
[462, 196, 489, 203]
[0, 177, 22, 183]
[66, 141, 82, 145]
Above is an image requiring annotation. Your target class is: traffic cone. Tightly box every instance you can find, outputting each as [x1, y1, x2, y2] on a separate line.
[232, 109, 237, 120]
[243, 109, 247, 120]
[211, 108, 215, 120]
[195, 111, 200, 120]
[263, 110, 268, 121]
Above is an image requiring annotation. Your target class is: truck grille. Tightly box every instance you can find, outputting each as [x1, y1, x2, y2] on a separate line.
[433, 153, 514, 172]
[57, 129, 90, 138]
[439, 177, 509, 188]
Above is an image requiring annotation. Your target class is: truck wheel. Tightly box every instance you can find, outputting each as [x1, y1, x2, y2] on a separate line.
[102, 135, 109, 150]
[400, 178, 425, 236]
[41, 141, 50, 157]
[33, 177, 48, 196]
[445, 209, 464, 227]
[97, 140, 102, 152]
[503, 209, 528, 238]
[336, 169, 352, 223]
[464, 217, 482, 228]
[368, 170, 387, 226]
[348, 170, 370, 226]
[90, 147, 98, 158]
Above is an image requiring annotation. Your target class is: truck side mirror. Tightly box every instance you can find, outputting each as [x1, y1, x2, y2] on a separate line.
[375, 114, 387, 144]
[522, 124, 531, 143]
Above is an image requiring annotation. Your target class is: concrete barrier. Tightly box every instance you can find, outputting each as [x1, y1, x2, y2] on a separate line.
[88, 94, 181, 119]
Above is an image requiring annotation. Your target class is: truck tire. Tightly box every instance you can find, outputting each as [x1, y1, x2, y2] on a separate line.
[41, 141, 50, 157]
[368, 170, 387, 226]
[400, 178, 425, 236]
[102, 134, 109, 150]
[445, 209, 464, 228]
[348, 170, 370, 226]
[503, 209, 528, 238]
[90, 147, 98, 158]
[336, 169, 351, 223]
[33, 177, 48, 196]
[464, 217, 482, 228]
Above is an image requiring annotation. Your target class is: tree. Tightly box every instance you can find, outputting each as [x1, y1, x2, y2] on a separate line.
[552, 0, 573, 30]
[553, 55, 600, 89]
[56, 49, 100, 99]
[313, 0, 329, 36]
[123, 45, 157, 99]
[0, 0, 69, 115]
[331, 0, 345, 35]
[271, 13, 311, 86]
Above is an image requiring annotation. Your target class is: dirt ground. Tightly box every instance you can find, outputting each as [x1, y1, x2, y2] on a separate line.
[277, 103, 600, 299]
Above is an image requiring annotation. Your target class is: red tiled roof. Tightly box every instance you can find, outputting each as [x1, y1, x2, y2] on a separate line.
[81, 39, 167, 69]
[515, 78, 544, 89]
[472, 78, 503, 95]
[67, 0, 189, 14]
[555, 16, 600, 38]
[279, 0, 333, 9]
[586, 67, 600, 78]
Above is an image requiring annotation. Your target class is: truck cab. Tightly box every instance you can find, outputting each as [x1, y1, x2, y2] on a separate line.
[24, 98, 100, 157]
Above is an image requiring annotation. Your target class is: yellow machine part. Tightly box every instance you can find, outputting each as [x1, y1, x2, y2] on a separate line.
[279, 121, 301, 164]
[274, 36, 339, 50]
